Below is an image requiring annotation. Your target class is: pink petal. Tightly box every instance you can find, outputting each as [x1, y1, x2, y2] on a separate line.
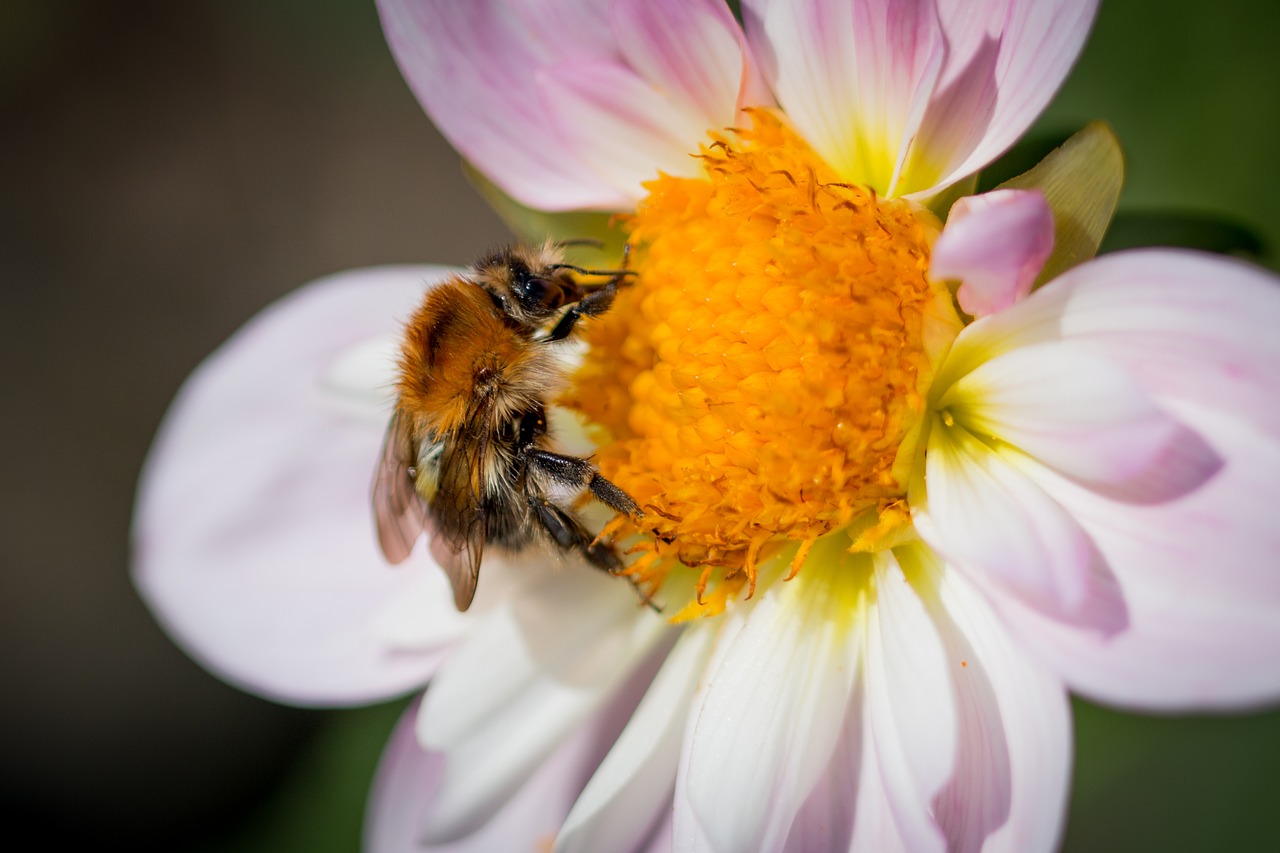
[916, 420, 1125, 627]
[376, 0, 628, 211]
[904, 0, 1099, 196]
[949, 250, 1280, 440]
[685, 564, 861, 852]
[378, 0, 761, 211]
[537, 62, 715, 198]
[742, 0, 945, 195]
[133, 267, 462, 706]
[939, 339, 1222, 501]
[1053, 250, 1280, 440]
[367, 692, 636, 853]
[911, 547, 1073, 853]
[861, 553, 955, 852]
[638, 808, 674, 853]
[931, 188, 1054, 318]
[997, 408, 1280, 710]
[613, 0, 767, 122]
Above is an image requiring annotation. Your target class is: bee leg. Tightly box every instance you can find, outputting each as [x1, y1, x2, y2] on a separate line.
[528, 493, 661, 612]
[524, 449, 642, 519]
[529, 497, 624, 573]
[543, 277, 626, 342]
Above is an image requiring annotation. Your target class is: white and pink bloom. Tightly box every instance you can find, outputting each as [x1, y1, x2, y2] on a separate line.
[135, 1, 1280, 851]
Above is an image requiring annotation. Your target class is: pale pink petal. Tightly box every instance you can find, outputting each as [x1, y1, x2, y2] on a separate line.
[939, 340, 1221, 501]
[556, 624, 713, 853]
[997, 407, 1280, 710]
[1053, 251, 1280, 439]
[931, 189, 1054, 318]
[379, 0, 762, 211]
[133, 267, 462, 706]
[639, 808, 674, 853]
[948, 250, 1280, 440]
[742, 0, 944, 194]
[916, 420, 1100, 623]
[538, 62, 714, 197]
[368, 690, 640, 853]
[365, 697, 446, 852]
[903, 0, 1099, 196]
[376, 0, 629, 211]
[613, 0, 767, 121]
[416, 567, 668, 841]
[685, 564, 861, 852]
[861, 552, 955, 852]
[897, 545, 1073, 853]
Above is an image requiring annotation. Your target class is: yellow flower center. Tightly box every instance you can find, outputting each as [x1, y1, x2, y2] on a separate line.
[565, 111, 961, 616]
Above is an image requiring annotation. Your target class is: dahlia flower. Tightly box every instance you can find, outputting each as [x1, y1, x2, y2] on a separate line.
[134, 1, 1280, 850]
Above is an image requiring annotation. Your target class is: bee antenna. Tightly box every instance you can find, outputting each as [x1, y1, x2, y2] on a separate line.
[554, 237, 605, 249]
[548, 262, 636, 279]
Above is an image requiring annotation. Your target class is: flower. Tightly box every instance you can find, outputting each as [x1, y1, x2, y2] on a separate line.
[133, 1, 1280, 852]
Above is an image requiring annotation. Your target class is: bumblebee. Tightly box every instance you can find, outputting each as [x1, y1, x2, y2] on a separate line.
[372, 241, 641, 610]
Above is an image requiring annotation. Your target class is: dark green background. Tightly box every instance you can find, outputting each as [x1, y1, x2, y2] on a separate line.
[2, 1, 1277, 849]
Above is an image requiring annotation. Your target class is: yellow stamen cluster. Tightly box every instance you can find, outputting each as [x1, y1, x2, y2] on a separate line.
[566, 111, 959, 608]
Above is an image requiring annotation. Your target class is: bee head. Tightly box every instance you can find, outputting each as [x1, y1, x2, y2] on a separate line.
[475, 247, 579, 329]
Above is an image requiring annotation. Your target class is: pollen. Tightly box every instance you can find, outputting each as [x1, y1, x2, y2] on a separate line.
[565, 111, 960, 607]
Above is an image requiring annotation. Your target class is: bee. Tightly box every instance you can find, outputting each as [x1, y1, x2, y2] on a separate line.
[372, 241, 642, 611]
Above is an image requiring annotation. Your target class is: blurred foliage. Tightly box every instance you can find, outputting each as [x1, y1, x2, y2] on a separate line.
[1100, 211, 1266, 259]
[1068, 700, 1280, 851]
[200, 700, 407, 853]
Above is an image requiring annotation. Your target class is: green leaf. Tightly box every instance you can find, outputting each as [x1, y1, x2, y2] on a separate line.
[975, 131, 1076, 194]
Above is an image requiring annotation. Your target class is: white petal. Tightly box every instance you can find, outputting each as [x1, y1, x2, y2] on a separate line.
[782, 679, 863, 853]
[556, 624, 714, 853]
[939, 339, 1221, 501]
[861, 552, 955, 852]
[685, 551, 864, 852]
[133, 267, 462, 706]
[743, 0, 944, 194]
[897, 544, 1073, 853]
[847, 719, 911, 853]
[672, 612, 749, 853]
[417, 567, 668, 841]
[367, 693, 639, 853]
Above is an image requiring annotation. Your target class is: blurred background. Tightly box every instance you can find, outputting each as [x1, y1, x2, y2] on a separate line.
[2, 0, 1278, 849]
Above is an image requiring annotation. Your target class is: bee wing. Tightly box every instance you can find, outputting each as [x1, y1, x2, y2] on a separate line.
[372, 410, 428, 563]
[430, 429, 490, 611]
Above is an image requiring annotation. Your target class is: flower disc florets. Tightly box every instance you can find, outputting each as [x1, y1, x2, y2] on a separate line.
[567, 111, 961, 612]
